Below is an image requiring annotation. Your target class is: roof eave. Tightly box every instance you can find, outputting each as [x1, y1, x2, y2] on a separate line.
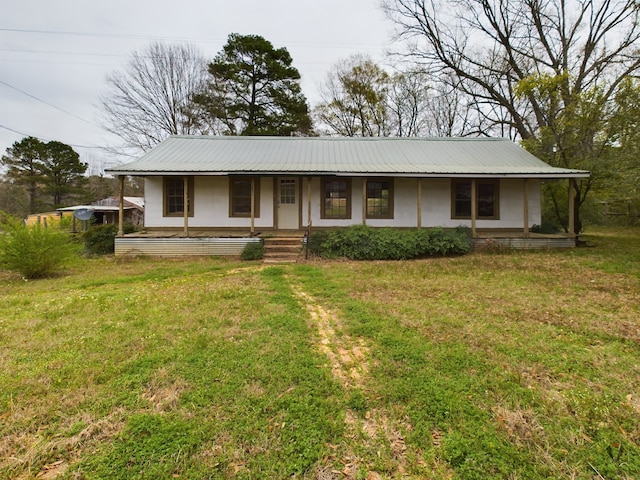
[105, 170, 591, 179]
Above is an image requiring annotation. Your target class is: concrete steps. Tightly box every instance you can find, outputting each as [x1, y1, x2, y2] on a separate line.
[262, 236, 304, 263]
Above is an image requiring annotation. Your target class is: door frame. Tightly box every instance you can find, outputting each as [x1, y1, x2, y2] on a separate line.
[274, 177, 302, 230]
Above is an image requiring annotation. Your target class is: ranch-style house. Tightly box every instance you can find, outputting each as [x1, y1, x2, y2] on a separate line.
[105, 135, 590, 256]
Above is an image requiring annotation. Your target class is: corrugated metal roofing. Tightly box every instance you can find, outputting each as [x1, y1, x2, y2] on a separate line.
[106, 136, 590, 178]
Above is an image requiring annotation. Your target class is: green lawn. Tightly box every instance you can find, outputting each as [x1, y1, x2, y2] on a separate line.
[1, 227, 639, 479]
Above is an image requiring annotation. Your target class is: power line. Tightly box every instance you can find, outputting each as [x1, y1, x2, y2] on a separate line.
[0, 27, 387, 50]
[0, 124, 107, 150]
[0, 79, 94, 125]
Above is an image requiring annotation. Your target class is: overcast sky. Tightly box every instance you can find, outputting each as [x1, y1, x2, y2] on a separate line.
[1, 0, 397, 173]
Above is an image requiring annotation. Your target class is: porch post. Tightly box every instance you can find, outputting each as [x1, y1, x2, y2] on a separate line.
[307, 177, 312, 230]
[183, 176, 189, 237]
[118, 175, 125, 237]
[471, 179, 477, 238]
[362, 178, 367, 225]
[250, 178, 255, 236]
[417, 178, 422, 228]
[523, 178, 530, 238]
[568, 178, 575, 237]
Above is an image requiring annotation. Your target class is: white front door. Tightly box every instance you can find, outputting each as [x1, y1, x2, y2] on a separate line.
[277, 177, 299, 229]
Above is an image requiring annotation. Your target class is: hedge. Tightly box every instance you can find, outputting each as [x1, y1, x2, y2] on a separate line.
[308, 225, 472, 260]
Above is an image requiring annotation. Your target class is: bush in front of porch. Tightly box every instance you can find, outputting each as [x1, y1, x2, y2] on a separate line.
[308, 225, 472, 260]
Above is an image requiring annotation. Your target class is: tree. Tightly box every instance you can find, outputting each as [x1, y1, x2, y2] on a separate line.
[0, 175, 29, 217]
[193, 33, 312, 136]
[1, 137, 45, 213]
[1, 137, 87, 213]
[314, 56, 475, 137]
[100, 42, 209, 153]
[40, 141, 87, 207]
[384, 0, 640, 232]
[314, 55, 391, 136]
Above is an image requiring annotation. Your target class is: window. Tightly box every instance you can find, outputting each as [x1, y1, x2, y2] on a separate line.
[230, 177, 260, 217]
[452, 180, 499, 219]
[163, 177, 193, 217]
[321, 178, 351, 219]
[366, 179, 393, 218]
[280, 179, 296, 204]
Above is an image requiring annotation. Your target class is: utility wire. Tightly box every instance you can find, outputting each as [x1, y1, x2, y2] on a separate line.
[0, 79, 94, 125]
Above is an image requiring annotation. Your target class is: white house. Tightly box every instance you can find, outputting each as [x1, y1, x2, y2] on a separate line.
[105, 136, 589, 256]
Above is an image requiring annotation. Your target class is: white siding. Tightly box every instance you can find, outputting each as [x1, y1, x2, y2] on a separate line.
[144, 177, 274, 228]
[146, 176, 542, 230]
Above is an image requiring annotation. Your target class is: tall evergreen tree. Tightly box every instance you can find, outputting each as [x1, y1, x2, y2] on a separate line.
[193, 34, 312, 136]
[1, 137, 46, 214]
[1, 137, 87, 212]
[40, 141, 87, 207]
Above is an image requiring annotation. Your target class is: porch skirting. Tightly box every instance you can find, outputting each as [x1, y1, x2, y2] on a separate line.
[115, 236, 260, 256]
[472, 236, 576, 250]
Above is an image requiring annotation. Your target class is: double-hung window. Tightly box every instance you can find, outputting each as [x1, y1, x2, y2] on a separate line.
[321, 178, 351, 219]
[452, 179, 499, 220]
[163, 176, 193, 217]
[366, 179, 393, 219]
[230, 177, 260, 217]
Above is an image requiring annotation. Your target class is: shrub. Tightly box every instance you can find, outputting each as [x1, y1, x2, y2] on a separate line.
[308, 225, 472, 260]
[0, 213, 79, 279]
[83, 222, 136, 255]
[241, 239, 264, 260]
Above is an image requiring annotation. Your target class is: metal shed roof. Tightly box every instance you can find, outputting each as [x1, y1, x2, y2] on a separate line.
[106, 136, 590, 179]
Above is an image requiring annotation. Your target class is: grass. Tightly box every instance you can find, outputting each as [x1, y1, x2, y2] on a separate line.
[1, 226, 639, 479]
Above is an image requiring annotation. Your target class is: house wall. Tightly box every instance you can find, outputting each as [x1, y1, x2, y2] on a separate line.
[144, 176, 274, 228]
[145, 176, 541, 230]
[420, 178, 541, 228]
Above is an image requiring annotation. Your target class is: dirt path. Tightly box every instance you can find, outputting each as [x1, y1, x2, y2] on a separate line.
[290, 282, 415, 479]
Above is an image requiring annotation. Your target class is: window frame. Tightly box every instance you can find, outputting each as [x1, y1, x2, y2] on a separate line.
[451, 179, 500, 220]
[229, 177, 260, 218]
[163, 176, 194, 217]
[321, 177, 352, 219]
[365, 178, 394, 219]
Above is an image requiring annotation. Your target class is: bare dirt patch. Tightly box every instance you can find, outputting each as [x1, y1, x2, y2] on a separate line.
[290, 283, 416, 479]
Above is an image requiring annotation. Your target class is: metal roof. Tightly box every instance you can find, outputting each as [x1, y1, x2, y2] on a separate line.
[106, 136, 590, 179]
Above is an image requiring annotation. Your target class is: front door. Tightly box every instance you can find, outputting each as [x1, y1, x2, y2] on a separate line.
[277, 177, 299, 229]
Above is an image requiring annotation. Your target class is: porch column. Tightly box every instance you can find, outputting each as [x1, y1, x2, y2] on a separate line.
[250, 178, 256, 236]
[523, 178, 530, 238]
[307, 177, 312, 230]
[118, 175, 124, 237]
[568, 178, 575, 237]
[362, 178, 367, 225]
[417, 178, 422, 228]
[471, 179, 477, 238]
[183, 176, 189, 237]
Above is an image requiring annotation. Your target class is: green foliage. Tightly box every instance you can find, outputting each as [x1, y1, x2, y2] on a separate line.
[1, 136, 87, 213]
[240, 238, 264, 260]
[194, 33, 312, 136]
[83, 223, 135, 255]
[0, 212, 79, 279]
[308, 225, 472, 260]
[315, 55, 390, 136]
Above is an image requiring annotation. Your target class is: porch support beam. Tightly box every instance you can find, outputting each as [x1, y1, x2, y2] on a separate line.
[471, 179, 477, 238]
[183, 176, 189, 237]
[307, 177, 312, 230]
[118, 175, 124, 237]
[417, 178, 422, 228]
[250, 178, 255, 236]
[568, 178, 575, 237]
[523, 178, 530, 238]
[362, 178, 367, 225]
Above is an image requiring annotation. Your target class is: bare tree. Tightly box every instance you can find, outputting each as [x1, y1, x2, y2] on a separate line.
[383, 0, 640, 232]
[100, 42, 209, 154]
